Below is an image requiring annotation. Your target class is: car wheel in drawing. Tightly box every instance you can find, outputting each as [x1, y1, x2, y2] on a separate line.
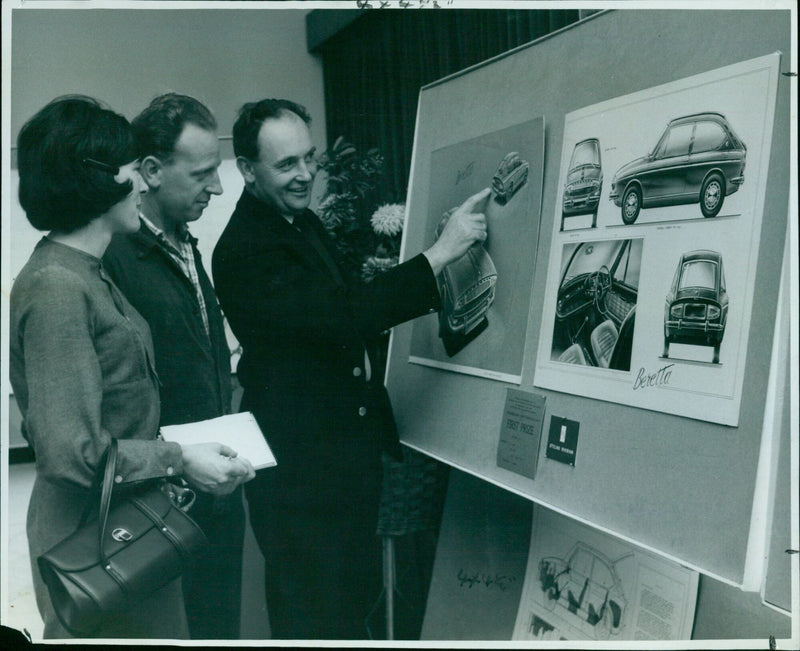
[663, 337, 670, 359]
[700, 173, 724, 218]
[621, 184, 641, 224]
[713, 343, 721, 364]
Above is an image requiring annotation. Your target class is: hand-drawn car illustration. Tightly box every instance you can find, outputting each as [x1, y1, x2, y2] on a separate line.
[552, 238, 641, 371]
[492, 152, 529, 204]
[609, 112, 746, 224]
[663, 249, 728, 364]
[561, 138, 603, 230]
[434, 208, 497, 353]
[538, 542, 627, 640]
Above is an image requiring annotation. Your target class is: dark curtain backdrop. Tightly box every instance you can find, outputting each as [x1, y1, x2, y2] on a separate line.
[315, 9, 580, 202]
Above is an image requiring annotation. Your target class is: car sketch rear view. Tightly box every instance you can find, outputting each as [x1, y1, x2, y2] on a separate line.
[538, 542, 627, 639]
[561, 138, 603, 231]
[609, 112, 746, 224]
[664, 249, 728, 364]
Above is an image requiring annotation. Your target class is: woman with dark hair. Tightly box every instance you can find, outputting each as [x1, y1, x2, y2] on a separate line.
[10, 96, 254, 639]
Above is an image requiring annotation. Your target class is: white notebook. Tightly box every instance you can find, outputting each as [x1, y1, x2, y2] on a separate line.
[160, 411, 276, 470]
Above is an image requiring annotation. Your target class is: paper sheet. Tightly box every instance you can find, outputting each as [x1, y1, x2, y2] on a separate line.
[513, 505, 698, 641]
[160, 412, 276, 470]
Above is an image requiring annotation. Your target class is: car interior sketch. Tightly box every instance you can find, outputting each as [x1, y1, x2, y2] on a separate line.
[538, 543, 629, 640]
[552, 239, 642, 371]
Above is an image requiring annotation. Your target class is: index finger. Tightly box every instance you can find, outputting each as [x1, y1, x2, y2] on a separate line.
[460, 187, 491, 212]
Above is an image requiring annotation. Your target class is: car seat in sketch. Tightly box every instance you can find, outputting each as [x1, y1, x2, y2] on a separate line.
[553, 239, 640, 371]
[434, 206, 497, 356]
[609, 112, 746, 224]
[663, 249, 728, 364]
[492, 151, 529, 204]
[561, 138, 603, 231]
[538, 542, 628, 640]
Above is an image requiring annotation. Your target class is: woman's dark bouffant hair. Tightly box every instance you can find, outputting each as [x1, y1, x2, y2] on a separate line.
[17, 95, 139, 233]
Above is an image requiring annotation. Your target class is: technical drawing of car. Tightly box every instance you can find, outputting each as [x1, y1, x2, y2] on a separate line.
[552, 238, 641, 371]
[561, 138, 602, 230]
[609, 112, 746, 224]
[663, 249, 728, 364]
[492, 152, 529, 204]
[538, 542, 627, 640]
[434, 208, 497, 347]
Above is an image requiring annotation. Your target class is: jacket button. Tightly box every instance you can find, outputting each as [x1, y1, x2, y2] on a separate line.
[166, 466, 174, 476]
[358, 406, 367, 417]
[353, 367, 362, 377]
[114, 475, 123, 484]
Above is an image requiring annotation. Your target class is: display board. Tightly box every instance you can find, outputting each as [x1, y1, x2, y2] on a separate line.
[385, 9, 792, 586]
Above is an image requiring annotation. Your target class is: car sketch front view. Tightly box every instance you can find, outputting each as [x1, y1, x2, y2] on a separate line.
[492, 152, 529, 204]
[434, 207, 497, 356]
[538, 543, 628, 640]
[609, 112, 746, 224]
[664, 249, 728, 364]
[552, 238, 642, 371]
[561, 138, 603, 231]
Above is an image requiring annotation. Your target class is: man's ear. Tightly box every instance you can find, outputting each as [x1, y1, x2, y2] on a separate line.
[236, 156, 255, 185]
[139, 155, 163, 189]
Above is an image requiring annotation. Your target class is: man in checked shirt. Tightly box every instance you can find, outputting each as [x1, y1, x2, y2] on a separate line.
[104, 93, 251, 640]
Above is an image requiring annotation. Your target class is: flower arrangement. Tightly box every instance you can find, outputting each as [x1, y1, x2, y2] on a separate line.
[316, 136, 405, 282]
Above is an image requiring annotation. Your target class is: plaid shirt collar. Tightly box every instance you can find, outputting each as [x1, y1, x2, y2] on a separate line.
[139, 213, 196, 252]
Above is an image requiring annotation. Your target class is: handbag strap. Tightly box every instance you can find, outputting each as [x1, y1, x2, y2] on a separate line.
[97, 439, 120, 567]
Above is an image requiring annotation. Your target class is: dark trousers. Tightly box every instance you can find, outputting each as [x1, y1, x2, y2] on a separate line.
[245, 471, 383, 640]
[182, 486, 246, 640]
[241, 391, 385, 639]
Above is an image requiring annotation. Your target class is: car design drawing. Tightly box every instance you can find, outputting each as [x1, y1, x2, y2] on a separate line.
[538, 542, 627, 639]
[492, 152, 529, 204]
[552, 238, 641, 371]
[434, 207, 497, 355]
[609, 112, 746, 224]
[561, 138, 602, 230]
[663, 249, 728, 364]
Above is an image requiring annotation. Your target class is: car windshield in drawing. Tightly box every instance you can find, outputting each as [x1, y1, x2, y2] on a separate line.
[561, 138, 602, 231]
[552, 238, 642, 371]
[434, 206, 498, 356]
[609, 112, 746, 224]
[663, 249, 728, 364]
[538, 543, 627, 640]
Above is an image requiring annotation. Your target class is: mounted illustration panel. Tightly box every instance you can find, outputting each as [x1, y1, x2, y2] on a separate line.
[535, 55, 780, 426]
[385, 9, 791, 586]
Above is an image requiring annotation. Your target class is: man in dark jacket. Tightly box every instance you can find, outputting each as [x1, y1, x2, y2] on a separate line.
[104, 93, 252, 640]
[212, 98, 489, 639]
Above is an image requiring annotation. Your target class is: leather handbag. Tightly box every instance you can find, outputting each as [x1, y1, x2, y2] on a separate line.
[37, 439, 208, 637]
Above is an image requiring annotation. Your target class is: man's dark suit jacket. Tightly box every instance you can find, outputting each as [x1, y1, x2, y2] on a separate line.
[212, 189, 441, 468]
[103, 223, 231, 426]
[211, 189, 441, 638]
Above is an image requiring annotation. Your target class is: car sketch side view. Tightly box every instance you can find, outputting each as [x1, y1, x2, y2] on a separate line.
[434, 207, 497, 356]
[609, 112, 746, 224]
[538, 542, 628, 640]
[663, 249, 728, 364]
[492, 152, 529, 204]
[561, 138, 603, 231]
